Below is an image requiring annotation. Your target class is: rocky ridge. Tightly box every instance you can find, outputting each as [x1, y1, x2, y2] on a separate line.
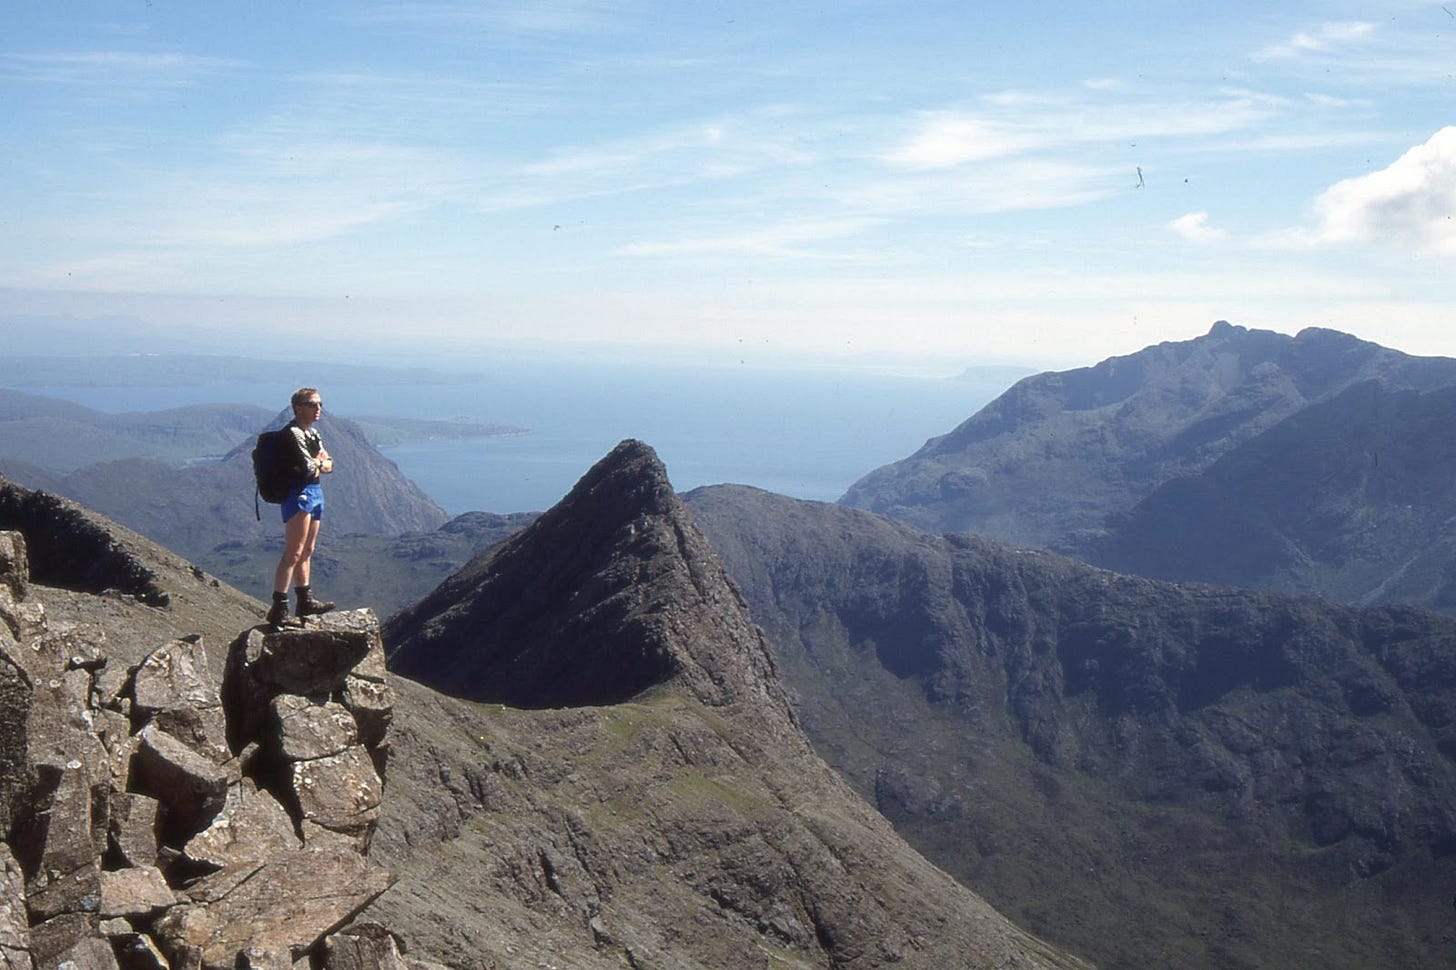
[0, 527, 417, 970]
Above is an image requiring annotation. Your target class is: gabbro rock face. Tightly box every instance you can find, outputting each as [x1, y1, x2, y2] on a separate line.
[0, 528, 405, 970]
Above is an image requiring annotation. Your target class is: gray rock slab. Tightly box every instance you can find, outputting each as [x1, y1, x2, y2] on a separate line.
[0, 646, 32, 835]
[183, 779, 302, 870]
[99, 866, 176, 919]
[320, 923, 406, 970]
[133, 638, 228, 764]
[0, 597, 46, 645]
[0, 533, 27, 601]
[340, 677, 392, 751]
[32, 622, 107, 674]
[110, 793, 161, 869]
[26, 665, 107, 775]
[155, 846, 394, 970]
[132, 637, 215, 715]
[272, 696, 357, 763]
[46, 933, 119, 970]
[131, 725, 229, 842]
[28, 911, 100, 970]
[20, 763, 101, 921]
[291, 746, 381, 843]
[0, 845, 28, 961]
[242, 620, 378, 697]
[96, 708, 138, 791]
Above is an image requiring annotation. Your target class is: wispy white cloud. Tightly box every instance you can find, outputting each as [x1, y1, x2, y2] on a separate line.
[1249, 17, 1455, 85]
[883, 115, 1044, 169]
[0, 50, 241, 91]
[1168, 211, 1229, 244]
[1299, 126, 1456, 253]
[355, 0, 624, 36]
[880, 90, 1285, 173]
[616, 217, 886, 259]
[1253, 21, 1377, 61]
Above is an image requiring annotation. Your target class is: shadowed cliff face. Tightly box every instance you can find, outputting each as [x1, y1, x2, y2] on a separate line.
[686, 483, 1456, 970]
[385, 439, 792, 716]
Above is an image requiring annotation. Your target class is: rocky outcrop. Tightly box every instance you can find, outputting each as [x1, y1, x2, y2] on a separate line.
[0, 528, 409, 970]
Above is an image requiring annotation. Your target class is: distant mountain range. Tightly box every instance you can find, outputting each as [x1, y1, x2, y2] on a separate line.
[843, 321, 1456, 614]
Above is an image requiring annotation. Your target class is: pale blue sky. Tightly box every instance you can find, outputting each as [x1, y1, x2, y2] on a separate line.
[2, 1, 1453, 371]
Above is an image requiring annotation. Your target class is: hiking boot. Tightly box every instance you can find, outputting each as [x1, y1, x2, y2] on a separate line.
[295, 586, 335, 617]
[265, 594, 290, 628]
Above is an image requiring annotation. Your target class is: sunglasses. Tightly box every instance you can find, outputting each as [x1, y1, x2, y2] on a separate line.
[299, 400, 323, 409]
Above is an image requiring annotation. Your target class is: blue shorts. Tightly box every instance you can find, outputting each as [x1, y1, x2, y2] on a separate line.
[281, 483, 324, 523]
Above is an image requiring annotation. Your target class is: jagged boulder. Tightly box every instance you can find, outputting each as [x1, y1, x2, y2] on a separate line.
[224, 611, 392, 750]
[153, 845, 395, 970]
[17, 765, 103, 920]
[131, 724, 231, 844]
[97, 866, 175, 919]
[0, 532, 26, 602]
[182, 778, 302, 870]
[132, 635, 229, 763]
[108, 792, 162, 870]
[319, 923, 407, 970]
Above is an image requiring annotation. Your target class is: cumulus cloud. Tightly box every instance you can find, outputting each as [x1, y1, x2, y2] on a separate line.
[1168, 211, 1228, 243]
[1306, 126, 1456, 253]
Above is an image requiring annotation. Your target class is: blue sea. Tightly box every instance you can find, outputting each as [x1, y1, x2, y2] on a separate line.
[23, 358, 1015, 516]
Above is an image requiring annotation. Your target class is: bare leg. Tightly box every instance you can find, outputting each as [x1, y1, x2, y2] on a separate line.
[273, 510, 314, 594]
[295, 516, 322, 587]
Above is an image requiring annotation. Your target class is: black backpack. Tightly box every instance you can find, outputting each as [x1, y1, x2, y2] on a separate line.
[251, 428, 298, 518]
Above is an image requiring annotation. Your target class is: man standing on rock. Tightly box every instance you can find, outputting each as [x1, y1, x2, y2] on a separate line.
[268, 387, 336, 627]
